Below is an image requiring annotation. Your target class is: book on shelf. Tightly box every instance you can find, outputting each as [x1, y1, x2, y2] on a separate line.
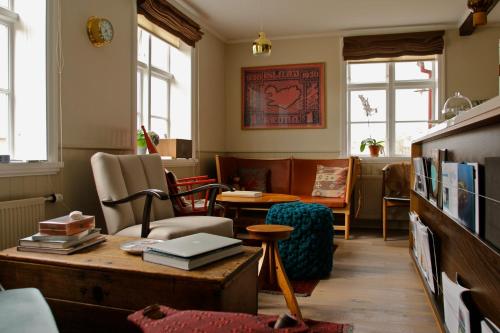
[220, 190, 263, 198]
[38, 215, 95, 236]
[17, 235, 106, 255]
[19, 229, 101, 249]
[413, 157, 428, 198]
[442, 162, 459, 219]
[143, 233, 243, 270]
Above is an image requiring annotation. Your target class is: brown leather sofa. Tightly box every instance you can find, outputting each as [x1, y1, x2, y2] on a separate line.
[215, 155, 360, 239]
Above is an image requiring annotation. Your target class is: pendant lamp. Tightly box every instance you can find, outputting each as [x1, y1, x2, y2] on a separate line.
[252, 0, 271, 56]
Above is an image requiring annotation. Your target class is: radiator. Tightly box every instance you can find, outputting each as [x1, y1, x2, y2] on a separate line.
[0, 197, 45, 250]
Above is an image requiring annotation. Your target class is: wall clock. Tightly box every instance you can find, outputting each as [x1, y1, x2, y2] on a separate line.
[86, 16, 114, 47]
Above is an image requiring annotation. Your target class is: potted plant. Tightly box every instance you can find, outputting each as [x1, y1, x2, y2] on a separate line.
[360, 138, 384, 157]
[137, 129, 160, 154]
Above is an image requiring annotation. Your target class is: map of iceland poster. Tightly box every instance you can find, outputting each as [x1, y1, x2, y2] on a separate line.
[241, 63, 325, 129]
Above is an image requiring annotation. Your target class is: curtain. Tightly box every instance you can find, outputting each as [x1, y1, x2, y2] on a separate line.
[343, 31, 444, 61]
[137, 0, 203, 47]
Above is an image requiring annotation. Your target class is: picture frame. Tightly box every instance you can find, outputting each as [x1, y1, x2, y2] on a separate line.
[241, 63, 325, 129]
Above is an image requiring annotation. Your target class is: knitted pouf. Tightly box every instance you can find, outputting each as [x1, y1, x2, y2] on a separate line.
[265, 202, 334, 280]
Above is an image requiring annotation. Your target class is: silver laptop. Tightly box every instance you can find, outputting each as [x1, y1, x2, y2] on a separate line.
[147, 233, 242, 258]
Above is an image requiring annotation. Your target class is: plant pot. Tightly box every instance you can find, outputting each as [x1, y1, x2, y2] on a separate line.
[368, 145, 381, 157]
[137, 146, 147, 155]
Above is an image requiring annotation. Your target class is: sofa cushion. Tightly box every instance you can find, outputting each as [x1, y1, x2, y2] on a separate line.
[311, 165, 348, 198]
[238, 168, 268, 192]
[235, 158, 291, 194]
[291, 158, 350, 196]
[297, 195, 346, 208]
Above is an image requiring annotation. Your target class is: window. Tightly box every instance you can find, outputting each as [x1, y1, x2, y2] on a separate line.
[137, 27, 192, 143]
[0, 0, 59, 170]
[346, 60, 439, 157]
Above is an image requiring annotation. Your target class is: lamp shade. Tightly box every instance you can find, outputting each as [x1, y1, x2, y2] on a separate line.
[252, 32, 271, 56]
[467, 0, 492, 26]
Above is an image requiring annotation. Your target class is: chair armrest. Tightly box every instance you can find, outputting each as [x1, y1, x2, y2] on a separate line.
[102, 189, 169, 238]
[171, 183, 232, 216]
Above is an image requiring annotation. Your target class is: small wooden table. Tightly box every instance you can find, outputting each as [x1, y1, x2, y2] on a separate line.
[246, 224, 302, 320]
[216, 193, 300, 236]
[0, 236, 262, 333]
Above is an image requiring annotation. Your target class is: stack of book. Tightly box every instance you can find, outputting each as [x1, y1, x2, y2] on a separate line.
[17, 215, 106, 254]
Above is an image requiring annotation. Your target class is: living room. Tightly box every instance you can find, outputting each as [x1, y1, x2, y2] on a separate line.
[0, 0, 499, 332]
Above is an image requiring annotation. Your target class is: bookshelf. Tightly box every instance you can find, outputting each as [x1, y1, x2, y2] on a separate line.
[410, 96, 500, 332]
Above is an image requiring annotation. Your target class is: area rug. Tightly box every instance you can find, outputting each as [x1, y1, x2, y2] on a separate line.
[260, 244, 338, 297]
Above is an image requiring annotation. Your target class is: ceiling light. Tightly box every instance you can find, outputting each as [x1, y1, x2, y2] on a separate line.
[253, 32, 272, 56]
[467, 0, 492, 26]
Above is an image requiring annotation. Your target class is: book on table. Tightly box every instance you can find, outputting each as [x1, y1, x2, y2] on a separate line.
[220, 190, 263, 198]
[143, 233, 243, 270]
[38, 215, 95, 236]
[31, 228, 94, 242]
[19, 229, 101, 249]
[17, 235, 106, 255]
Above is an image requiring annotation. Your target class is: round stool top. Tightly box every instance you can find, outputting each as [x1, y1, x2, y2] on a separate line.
[246, 224, 294, 241]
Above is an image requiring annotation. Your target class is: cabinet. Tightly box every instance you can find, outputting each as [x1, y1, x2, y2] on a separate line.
[410, 96, 500, 332]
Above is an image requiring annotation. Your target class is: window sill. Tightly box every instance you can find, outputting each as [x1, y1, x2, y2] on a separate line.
[161, 157, 198, 168]
[359, 156, 411, 164]
[0, 161, 64, 177]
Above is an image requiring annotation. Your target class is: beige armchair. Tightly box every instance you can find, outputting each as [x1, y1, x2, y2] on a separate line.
[91, 152, 233, 239]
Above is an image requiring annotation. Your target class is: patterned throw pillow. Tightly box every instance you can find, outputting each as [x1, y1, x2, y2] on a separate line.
[311, 165, 348, 197]
[238, 168, 268, 192]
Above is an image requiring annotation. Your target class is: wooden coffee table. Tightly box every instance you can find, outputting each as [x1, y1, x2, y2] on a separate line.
[216, 193, 300, 236]
[0, 235, 262, 333]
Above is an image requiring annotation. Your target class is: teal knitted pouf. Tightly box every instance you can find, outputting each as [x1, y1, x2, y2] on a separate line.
[265, 202, 334, 280]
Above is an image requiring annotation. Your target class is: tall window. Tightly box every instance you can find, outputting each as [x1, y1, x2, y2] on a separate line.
[347, 60, 439, 156]
[137, 27, 192, 141]
[0, 0, 52, 162]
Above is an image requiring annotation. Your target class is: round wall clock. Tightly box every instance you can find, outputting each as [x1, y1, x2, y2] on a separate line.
[86, 16, 114, 47]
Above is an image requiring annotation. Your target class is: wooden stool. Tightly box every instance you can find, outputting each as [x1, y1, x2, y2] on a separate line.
[246, 224, 302, 320]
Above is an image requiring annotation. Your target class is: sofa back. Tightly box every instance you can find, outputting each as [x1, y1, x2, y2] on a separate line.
[216, 156, 291, 194]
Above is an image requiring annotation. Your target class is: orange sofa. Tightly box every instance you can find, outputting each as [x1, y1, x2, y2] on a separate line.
[215, 155, 360, 239]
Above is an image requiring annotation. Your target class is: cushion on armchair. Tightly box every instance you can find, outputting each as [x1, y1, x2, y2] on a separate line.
[238, 168, 269, 192]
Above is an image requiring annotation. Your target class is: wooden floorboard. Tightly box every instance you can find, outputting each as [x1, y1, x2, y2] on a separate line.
[258, 229, 439, 333]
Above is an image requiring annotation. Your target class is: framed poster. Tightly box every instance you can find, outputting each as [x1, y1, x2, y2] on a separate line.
[241, 63, 325, 129]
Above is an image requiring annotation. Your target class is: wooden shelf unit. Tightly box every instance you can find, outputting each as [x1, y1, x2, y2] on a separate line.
[410, 96, 500, 331]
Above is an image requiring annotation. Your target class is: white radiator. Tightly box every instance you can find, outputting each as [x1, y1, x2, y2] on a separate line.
[0, 197, 45, 250]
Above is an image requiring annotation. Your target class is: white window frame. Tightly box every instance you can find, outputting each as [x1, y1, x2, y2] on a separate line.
[0, 0, 62, 177]
[345, 58, 442, 157]
[137, 28, 174, 138]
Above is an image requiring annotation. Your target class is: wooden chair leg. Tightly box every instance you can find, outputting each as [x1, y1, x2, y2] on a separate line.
[382, 200, 387, 241]
[344, 212, 350, 240]
[273, 245, 302, 320]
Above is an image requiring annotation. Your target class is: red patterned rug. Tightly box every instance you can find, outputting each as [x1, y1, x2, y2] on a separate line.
[260, 244, 338, 297]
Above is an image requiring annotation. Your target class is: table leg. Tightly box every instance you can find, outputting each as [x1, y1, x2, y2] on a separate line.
[273, 244, 302, 320]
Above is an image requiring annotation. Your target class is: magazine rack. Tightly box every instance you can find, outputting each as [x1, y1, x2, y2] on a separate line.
[410, 97, 500, 332]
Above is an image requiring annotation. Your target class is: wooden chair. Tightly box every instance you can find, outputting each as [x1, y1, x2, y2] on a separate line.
[382, 162, 411, 241]
[141, 126, 219, 216]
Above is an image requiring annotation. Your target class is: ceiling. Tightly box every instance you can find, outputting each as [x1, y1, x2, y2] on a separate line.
[173, 0, 500, 42]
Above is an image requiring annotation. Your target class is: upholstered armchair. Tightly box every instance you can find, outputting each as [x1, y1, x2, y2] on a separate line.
[91, 152, 233, 239]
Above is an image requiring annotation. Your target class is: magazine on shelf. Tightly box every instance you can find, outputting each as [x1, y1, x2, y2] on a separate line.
[17, 235, 106, 255]
[457, 163, 476, 233]
[485, 157, 500, 250]
[143, 233, 243, 270]
[481, 317, 500, 333]
[467, 162, 480, 235]
[442, 272, 475, 333]
[413, 157, 428, 198]
[442, 162, 459, 219]
[19, 229, 101, 249]
[409, 211, 438, 294]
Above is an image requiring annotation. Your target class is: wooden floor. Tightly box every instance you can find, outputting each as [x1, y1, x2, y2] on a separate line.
[258, 229, 439, 333]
